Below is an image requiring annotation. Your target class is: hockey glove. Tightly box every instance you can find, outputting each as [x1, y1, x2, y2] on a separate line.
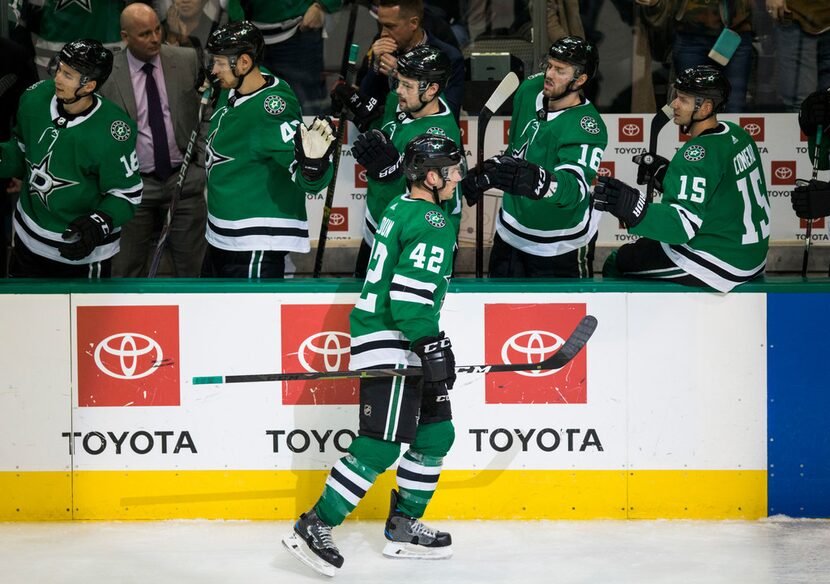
[331, 83, 383, 133]
[353, 129, 403, 182]
[632, 151, 669, 192]
[798, 90, 830, 137]
[480, 155, 552, 200]
[295, 116, 337, 182]
[411, 332, 456, 392]
[792, 179, 830, 220]
[593, 177, 649, 228]
[58, 211, 113, 261]
[460, 165, 492, 206]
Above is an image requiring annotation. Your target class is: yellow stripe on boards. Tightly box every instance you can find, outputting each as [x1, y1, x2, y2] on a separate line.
[0, 469, 766, 521]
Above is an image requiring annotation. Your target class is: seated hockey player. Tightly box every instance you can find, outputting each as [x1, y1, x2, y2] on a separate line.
[283, 133, 465, 577]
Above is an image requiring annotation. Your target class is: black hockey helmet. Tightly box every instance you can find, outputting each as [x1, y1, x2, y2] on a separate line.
[206, 21, 264, 64]
[395, 45, 451, 94]
[404, 133, 466, 183]
[58, 39, 113, 87]
[548, 36, 598, 82]
[673, 65, 731, 112]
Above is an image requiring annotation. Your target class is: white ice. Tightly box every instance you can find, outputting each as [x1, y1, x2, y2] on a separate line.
[1, 518, 829, 584]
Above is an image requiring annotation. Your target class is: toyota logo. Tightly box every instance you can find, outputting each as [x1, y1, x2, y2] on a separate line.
[298, 331, 351, 372]
[622, 123, 640, 137]
[359, 169, 367, 183]
[597, 166, 612, 177]
[501, 330, 565, 377]
[329, 213, 345, 226]
[94, 333, 163, 380]
[743, 123, 761, 136]
[775, 166, 793, 180]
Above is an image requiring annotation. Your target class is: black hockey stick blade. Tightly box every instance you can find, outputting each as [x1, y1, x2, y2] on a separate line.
[192, 315, 597, 385]
[645, 104, 672, 201]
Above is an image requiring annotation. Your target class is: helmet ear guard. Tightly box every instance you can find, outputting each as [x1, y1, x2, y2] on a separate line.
[403, 134, 465, 203]
[206, 21, 265, 85]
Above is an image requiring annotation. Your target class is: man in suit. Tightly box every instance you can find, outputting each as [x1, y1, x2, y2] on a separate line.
[100, 2, 207, 277]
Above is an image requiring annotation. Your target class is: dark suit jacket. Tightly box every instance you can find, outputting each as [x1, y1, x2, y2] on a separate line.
[100, 44, 205, 167]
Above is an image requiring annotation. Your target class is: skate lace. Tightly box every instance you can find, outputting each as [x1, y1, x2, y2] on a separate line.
[409, 520, 437, 540]
[313, 523, 338, 551]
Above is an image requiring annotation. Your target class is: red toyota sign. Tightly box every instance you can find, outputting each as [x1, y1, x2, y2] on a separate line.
[328, 207, 349, 232]
[801, 217, 826, 230]
[281, 304, 358, 405]
[771, 161, 797, 185]
[503, 120, 511, 145]
[355, 165, 367, 188]
[593, 161, 615, 186]
[739, 117, 765, 141]
[484, 303, 588, 404]
[460, 119, 469, 147]
[76, 305, 180, 407]
[618, 117, 643, 142]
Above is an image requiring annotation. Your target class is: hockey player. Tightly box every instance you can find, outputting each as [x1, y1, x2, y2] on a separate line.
[201, 21, 336, 278]
[593, 65, 770, 292]
[339, 45, 462, 277]
[462, 35, 607, 278]
[0, 39, 143, 278]
[792, 89, 830, 274]
[284, 134, 463, 577]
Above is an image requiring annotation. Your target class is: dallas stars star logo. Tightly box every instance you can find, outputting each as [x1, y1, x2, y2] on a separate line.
[55, 0, 93, 13]
[28, 151, 79, 209]
[205, 130, 233, 178]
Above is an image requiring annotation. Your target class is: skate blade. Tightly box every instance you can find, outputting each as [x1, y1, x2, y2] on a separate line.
[382, 541, 453, 560]
[282, 532, 338, 577]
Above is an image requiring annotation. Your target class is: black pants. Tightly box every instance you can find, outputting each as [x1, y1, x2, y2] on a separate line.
[201, 244, 290, 278]
[489, 232, 596, 278]
[604, 237, 708, 287]
[9, 235, 110, 278]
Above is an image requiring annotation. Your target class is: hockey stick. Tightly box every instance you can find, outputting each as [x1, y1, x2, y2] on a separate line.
[642, 104, 673, 201]
[801, 124, 824, 277]
[0, 74, 18, 99]
[147, 85, 212, 278]
[476, 71, 520, 278]
[312, 1, 361, 278]
[192, 314, 597, 385]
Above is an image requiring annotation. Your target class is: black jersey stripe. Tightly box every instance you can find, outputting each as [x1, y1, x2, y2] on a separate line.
[670, 244, 766, 283]
[396, 466, 440, 484]
[350, 338, 410, 356]
[207, 219, 308, 239]
[499, 208, 591, 245]
[330, 467, 367, 499]
[14, 208, 120, 248]
[390, 282, 434, 302]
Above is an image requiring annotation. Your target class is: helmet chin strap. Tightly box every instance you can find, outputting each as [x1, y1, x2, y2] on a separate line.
[680, 97, 717, 135]
[58, 76, 94, 105]
[230, 58, 256, 91]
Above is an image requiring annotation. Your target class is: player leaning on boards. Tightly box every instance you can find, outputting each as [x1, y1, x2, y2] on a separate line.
[0, 39, 142, 278]
[284, 134, 465, 577]
[201, 21, 336, 278]
[462, 36, 608, 278]
[334, 45, 462, 278]
[593, 65, 771, 292]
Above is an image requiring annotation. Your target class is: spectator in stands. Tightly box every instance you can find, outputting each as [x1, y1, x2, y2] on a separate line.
[100, 2, 207, 277]
[163, 0, 220, 50]
[224, 0, 341, 115]
[768, 0, 830, 111]
[547, 0, 585, 43]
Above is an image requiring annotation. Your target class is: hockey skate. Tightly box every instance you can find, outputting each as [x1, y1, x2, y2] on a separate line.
[382, 489, 453, 559]
[282, 508, 344, 577]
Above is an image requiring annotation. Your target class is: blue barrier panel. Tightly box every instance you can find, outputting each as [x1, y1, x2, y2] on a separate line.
[768, 293, 830, 518]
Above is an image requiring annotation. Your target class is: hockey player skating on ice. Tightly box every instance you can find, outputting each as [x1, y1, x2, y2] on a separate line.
[0, 39, 143, 278]
[201, 21, 336, 278]
[461, 36, 608, 278]
[334, 45, 462, 278]
[283, 134, 464, 577]
[593, 65, 770, 292]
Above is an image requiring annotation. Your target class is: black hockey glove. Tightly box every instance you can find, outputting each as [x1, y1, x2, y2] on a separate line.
[459, 165, 492, 206]
[792, 179, 830, 220]
[798, 90, 830, 137]
[353, 129, 403, 182]
[593, 177, 649, 228]
[480, 155, 552, 200]
[411, 332, 456, 392]
[632, 151, 669, 192]
[331, 83, 383, 133]
[294, 116, 337, 182]
[58, 211, 113, 261]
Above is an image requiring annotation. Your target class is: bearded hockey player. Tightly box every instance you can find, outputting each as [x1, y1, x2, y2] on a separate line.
[283, 134, 464, 577]
[594, 65, 770, 292]
[0, 38, 142, 278]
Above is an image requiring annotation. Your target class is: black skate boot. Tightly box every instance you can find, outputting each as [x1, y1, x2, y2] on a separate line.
[282, 508, 344, 576]
[383, 489, 452, 559]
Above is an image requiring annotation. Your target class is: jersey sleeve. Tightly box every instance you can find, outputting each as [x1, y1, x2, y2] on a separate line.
[0, 127, 26, 179]
[389, 210, 455, 343]
[550, 126, 606, 209]
[630, 143, 719, 244]
[94, 117, 143, 227]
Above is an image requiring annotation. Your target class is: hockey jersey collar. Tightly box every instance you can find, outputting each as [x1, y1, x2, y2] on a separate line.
[228, 75, 278, 108]
[49, 94, 103, 129]
[535, 92, 590, 122]
[395, 96, 451, 125]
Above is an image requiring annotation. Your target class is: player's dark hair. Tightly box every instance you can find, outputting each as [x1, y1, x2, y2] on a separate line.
[378, 0, 424, 20]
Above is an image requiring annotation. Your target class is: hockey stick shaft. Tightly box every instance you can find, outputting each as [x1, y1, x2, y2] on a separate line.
[312, 3, 361, 278]
[801, 124, 823, 277]
[192, 315, 597, 385]
[645, 104, 672, 201]
[475, 72, 520, 277]
[148, 88, 211, 278]
[0, 74, 18, 99]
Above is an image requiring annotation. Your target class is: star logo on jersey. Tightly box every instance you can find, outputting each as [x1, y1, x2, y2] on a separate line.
[55, 0, 93, 13]
[263, 95, 286, 116]
[683, 145, 706, 162]
[424, 210, 446, 229]
[426, 126, 446, 136]
[580, 116, 600, 135]
[28, 151, 79, 209]
[110, 120, 131, 142]
[205, 130, 233, 178]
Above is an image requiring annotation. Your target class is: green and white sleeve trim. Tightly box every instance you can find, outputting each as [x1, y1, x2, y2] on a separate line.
[206, 212, 310, 253]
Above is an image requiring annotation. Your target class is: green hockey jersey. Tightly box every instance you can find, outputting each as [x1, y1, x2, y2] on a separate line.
[630, 121, 770, 292]
[0, 80, 142, 264]
[496, 73, 608, 257]
[350, 195, 456, 370]
[226, 0, 342, 42]
[205, 75, 332, 253]
[361, 93, 462, 245]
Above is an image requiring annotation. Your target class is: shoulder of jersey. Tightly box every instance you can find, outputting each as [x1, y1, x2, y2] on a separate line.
[23, 79, 52, 105]
[263, 79, 300, 116]
[678, 140, 708, 163]
[571, 106, 605, 137]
